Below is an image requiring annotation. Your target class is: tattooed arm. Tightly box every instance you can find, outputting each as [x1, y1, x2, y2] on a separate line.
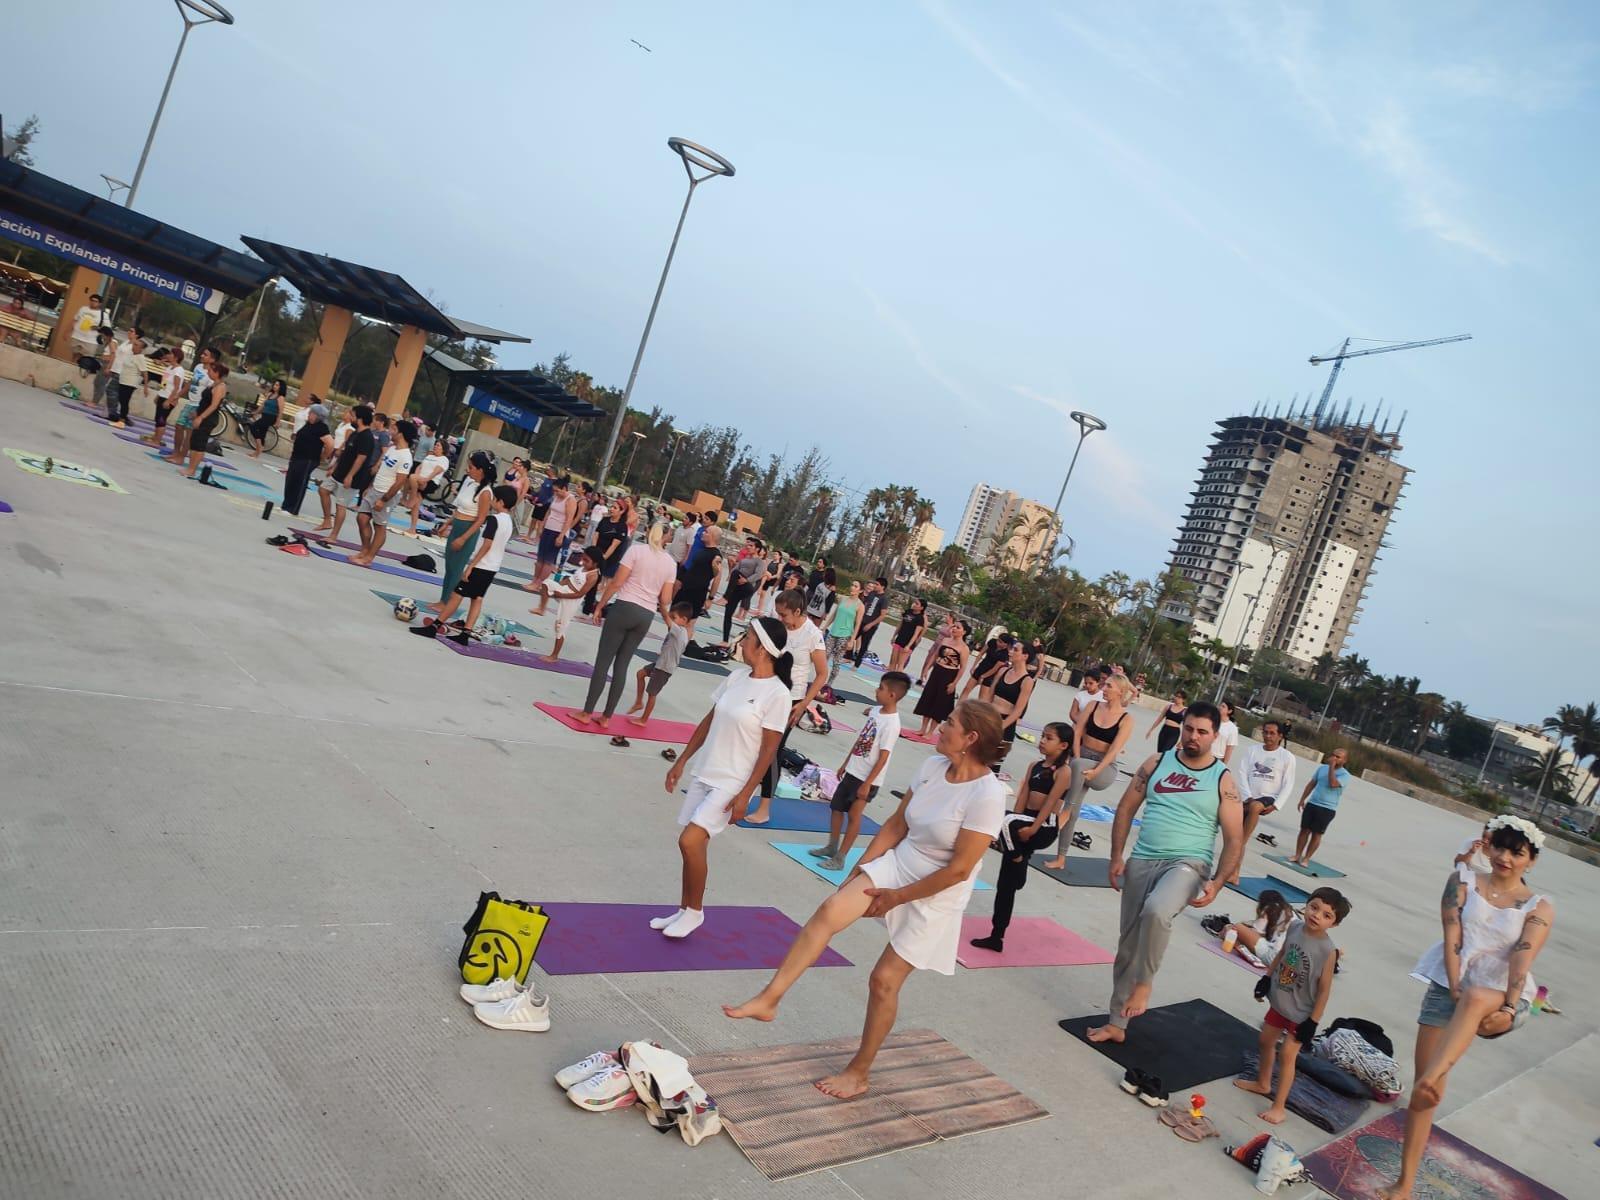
[1503, 899, 1554, 1010]
[1439, 870, 1467, 997]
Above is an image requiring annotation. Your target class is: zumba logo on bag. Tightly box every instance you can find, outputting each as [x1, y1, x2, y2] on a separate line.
[457, 890, 548, 986]
[461, 928, 528, 986]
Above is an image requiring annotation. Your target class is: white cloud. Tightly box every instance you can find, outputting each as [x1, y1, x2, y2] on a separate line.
[858, 283, 984, 413]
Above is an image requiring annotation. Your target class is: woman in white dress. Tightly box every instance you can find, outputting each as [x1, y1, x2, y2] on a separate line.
[724, 700, 1008, 1098]
[1379, 815, 1554, 1200]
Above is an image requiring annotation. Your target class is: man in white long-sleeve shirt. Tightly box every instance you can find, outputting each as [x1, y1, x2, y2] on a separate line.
[1233, 719, 1297, 879]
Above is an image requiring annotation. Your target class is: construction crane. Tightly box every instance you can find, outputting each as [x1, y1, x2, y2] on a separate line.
[1308, 334, 1471, 427]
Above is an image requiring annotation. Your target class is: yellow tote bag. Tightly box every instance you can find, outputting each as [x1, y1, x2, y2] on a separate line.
[458, 892, 548, 985]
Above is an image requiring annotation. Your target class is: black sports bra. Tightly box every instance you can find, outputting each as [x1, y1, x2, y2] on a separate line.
[1085, 708, 1127, 744]
[1027, 758, 1059, 796]
[993, 668, 1026, 706]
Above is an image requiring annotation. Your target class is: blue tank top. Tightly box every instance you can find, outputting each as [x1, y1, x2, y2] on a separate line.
[1130, 749, 1228, 866]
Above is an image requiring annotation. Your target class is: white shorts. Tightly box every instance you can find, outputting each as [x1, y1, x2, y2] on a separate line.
[678, 778, 736, 837]
[553, 599, 582, 637]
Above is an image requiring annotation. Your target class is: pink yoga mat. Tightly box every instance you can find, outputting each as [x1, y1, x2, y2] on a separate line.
[955, 917, 1114, 969]
[532, 902, 850, 974]
[437, 636, 591, 676]
[1197, 938, 1267, 975]
[900, 729, 938, 745]
[534, 702, 698, 743]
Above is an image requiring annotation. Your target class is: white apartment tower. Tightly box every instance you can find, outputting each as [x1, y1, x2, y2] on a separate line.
[1162, 404, 1410, 670]
[955, 484, 1055, 570]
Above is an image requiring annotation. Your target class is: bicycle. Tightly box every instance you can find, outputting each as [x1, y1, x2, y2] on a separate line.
[217, 400, 279, 455]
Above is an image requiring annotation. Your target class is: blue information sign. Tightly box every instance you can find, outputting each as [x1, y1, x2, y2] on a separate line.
[0, 206, 223, 312]
[466, 386, 543, 434]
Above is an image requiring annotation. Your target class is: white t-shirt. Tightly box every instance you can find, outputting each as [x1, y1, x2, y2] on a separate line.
[1071, 688, 1104, 719]
[415, 452, 449, 485]
[292, 406, 309, 434]
[898, 754, 1008, 879]
[113, 341, 146, 386]
[476, 511, 514, 573]
[72, 305, 104, 347]
[845, 705, 901, 781]
[160, 367, 182, 401]
[332, 421, 352, 451]
[693, 668, 791, 792]
[586, 501, 607, 540]
[1238, 744, 1297, 804]
[453, 478, 485, 517]
[1215, 720, 1239, 761]
[553, 565, 592, 613]
[370, 444, 413, 497]
[784, 617, 827, 701]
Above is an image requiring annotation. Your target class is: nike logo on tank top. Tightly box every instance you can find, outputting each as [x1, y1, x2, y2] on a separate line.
[1131, 749, 1228, 865]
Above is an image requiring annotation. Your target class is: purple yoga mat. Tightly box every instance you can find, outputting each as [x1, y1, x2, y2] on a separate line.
[436, 635, 591, 676]
[291, 528, 416, 565]
[305, 542, 439, 585]
[0, 500, 13, 514]
[533, 903, 851, 975]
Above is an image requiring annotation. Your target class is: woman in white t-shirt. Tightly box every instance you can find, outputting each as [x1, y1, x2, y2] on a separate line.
[726, 700, 1008, 1100]
[433, 451, 497, 605]
[1214, 699, 1240, 766]
[650, 617, 794, 940]
[576, 521, 680, 727]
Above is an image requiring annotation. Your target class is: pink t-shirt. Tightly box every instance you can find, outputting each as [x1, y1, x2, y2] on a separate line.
[616, 543, 678, 611]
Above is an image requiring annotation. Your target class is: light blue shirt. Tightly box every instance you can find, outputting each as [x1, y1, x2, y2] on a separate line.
[1306, 765, 1350, 811]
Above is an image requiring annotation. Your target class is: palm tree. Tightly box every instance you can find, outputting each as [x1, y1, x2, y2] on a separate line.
[1312, 652, 1338, 684]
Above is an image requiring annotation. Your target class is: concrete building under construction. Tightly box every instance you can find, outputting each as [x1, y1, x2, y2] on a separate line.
[1161, 401, 1410, 670]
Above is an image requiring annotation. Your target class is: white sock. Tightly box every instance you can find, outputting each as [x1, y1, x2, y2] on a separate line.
[663, 908, 705, 939]
[649, 909, 685, 930]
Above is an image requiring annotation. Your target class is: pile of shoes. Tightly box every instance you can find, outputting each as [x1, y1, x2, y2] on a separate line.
[1119, 1067, 1168, 1108]
[555, 1041, 722, 1146]
[460, 977, 551, 1032]
[1222, 1133, 1309, 1194]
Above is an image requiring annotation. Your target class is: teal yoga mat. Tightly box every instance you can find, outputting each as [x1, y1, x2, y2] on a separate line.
[368, 590, 538, 638]
[1226, 874, 1311, 906]
[770, 840, 992, 891]
[1265, 853, 1347, 879]
[738, 797, 877, 834]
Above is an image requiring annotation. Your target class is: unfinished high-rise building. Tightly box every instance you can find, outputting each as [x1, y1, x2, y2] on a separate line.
[1161, 402, 1409, 670]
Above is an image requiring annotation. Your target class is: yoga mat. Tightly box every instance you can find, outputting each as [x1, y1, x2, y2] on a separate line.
[1078, 803, 1142, 826]
[1198, 938, 1267, 976]
[637, 647, 731, 677]
[956, 917, 1112, 968]
[1238, 1050, 1370, 1134]
[1265, 853, 1347, 879]
[304, 542, 439, 585]
[0, 499, 13, 514]
[435, 634, 589, 675]
[742, 799, 881, 836]
[899, 729, 938, 745]
[1057, 998, 1260, 1093]
[530, 902, 849, 975]
[1226, 875, 1312, 906]
[769, 840, 979, 891]
[534, 702, 697, 744]
[294, 529, 423, 565]
[368, 590, 537, 638]
[1029, 857, 1113, 889]
[827, 688, 876, 706]
[4, 448, 126, 492]
[687, 1028, 1049, 1182]
[1303, 1108, 1565, 1200]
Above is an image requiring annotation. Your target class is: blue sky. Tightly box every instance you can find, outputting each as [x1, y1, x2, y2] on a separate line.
[10, 1, 1596, 724]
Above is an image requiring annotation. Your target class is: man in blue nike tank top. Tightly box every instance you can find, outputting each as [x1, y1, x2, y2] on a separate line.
[1086, 700, 1244, 1045]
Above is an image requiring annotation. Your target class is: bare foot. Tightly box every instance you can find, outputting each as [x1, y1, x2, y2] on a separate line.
[1041, 858, 1066, 871]
[1120, 982, 1152, 1020]
[1233, 1078, 1272, 1096]
[1258, 1107, 1287, 1124]
[539, 655, 561, 664]
[722, 997, 777, 1021]
[1414, 1072, 1445, 1107]
[1085, 1024, 1125, 1044]
[815, 1068, 869, 1099]
[628, 717, 647, 727]
[1376, 1183, 1412, 1200]
[1228, 874, 1241, 885]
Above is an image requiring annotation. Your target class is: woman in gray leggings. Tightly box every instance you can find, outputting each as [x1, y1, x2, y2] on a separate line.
[575, 522, 679, 729]
[1041, 675, 1136, 868]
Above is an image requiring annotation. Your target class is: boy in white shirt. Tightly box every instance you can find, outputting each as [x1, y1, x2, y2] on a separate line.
[410, 485, 517, 644]
[137, 348, 179, 447]
[352, 419, 414, 567]
[539, 549, 598, 664]
[812, 671, 910, 870]
[625, 601, 694, 722]
[1235, 719, 1298, 871]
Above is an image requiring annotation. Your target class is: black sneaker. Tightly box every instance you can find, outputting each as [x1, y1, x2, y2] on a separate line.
[410, 624, 439, 638]
[969, 935, 1005, 952]
[1201, 914, 1231, 936]
[1137, 1075, 1169, 1107]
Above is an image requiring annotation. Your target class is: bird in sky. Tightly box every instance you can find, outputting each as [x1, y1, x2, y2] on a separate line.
[630, 38, 652, 52]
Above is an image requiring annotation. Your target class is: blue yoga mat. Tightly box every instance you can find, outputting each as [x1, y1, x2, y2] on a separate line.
[770, 840, 992, 891]
[737, 796, 879, 835]
[1226, 875, 1311, 906]
[306, 542, 438, 585]
[1078, 803, 1139, 826]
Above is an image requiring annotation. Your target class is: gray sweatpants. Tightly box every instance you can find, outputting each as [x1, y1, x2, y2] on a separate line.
[1057, 753, 1119, 848]
[582, 599, 654, 717]
[1108, 855, 1209, 1028]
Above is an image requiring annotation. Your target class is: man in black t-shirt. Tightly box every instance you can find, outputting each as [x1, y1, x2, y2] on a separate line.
[781, 553, 805, 592]
[853, 576, 889, 667]
[322, 404, 375, 546]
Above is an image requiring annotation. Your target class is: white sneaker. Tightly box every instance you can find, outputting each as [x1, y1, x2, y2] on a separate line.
[662, 908, 705, 939]
[555, 1050, 621, 1091]
[567, 1066, 637, 1111]
[649, 909, 685, 930]
[473, 988, 550, 1032]
[459, 977, 520, 1006]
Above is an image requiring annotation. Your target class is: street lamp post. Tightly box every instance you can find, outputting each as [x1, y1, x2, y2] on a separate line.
[621, 430, 647, 487]
[1215, 590, 1265, 702]
[1209, 563, 1255, 701]
[126, 2, 235, 209]
[1476, 726, 1502, 786]
[1040, 410, 1106, 573]
[657, 427, 688, 502]
[595, 138, 734, 488]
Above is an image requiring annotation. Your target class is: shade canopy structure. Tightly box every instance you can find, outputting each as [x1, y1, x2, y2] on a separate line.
[238, 237, 528, 345]
[410, 340, 605, 438]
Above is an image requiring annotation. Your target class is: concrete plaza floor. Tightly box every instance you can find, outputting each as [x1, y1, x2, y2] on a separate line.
[2, 377, 1596, 1199]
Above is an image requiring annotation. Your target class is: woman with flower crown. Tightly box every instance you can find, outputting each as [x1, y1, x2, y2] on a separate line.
[1378, 814, 1555, 1200]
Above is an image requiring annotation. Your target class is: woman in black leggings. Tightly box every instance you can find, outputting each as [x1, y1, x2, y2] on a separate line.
[575, 522, 680, 730]
[970, 721, 1073, 952]
[1146, 689, 1187, 754]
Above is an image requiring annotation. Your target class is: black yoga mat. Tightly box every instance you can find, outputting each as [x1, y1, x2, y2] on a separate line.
[1058, 998, 1259, 1092]
[1030, 857, 1114, 889]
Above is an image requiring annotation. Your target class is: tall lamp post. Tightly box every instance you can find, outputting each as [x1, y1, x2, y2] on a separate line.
[621, 430, 647, 487]
[1040, 410, 1106, 573]
[657, 427, 688, 502]
[595, 138, 735, 487]
[1208, 562, 1255, 700]
[127, 2, 235, 208]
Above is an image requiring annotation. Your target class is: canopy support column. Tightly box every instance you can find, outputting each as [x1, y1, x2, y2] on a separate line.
[377, 323, 425, 415]
[47, 266, 102, 361]
[298, 305, 352, 407]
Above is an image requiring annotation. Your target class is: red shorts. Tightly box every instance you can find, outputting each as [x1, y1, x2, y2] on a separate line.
[1265, 1007, 1297, 1033]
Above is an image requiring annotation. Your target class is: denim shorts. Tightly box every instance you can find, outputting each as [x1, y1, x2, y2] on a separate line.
[1418, 981, 1529, 1035]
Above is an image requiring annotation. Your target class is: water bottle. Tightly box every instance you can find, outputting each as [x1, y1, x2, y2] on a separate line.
[1222, 927, 1238, 953]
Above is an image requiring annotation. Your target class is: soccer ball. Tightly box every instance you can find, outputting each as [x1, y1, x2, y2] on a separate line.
[393, 597, 419, 622]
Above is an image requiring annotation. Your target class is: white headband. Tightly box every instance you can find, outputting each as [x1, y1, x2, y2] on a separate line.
[751, 620, 784, 659]
[1486, 814, 1545, 851]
